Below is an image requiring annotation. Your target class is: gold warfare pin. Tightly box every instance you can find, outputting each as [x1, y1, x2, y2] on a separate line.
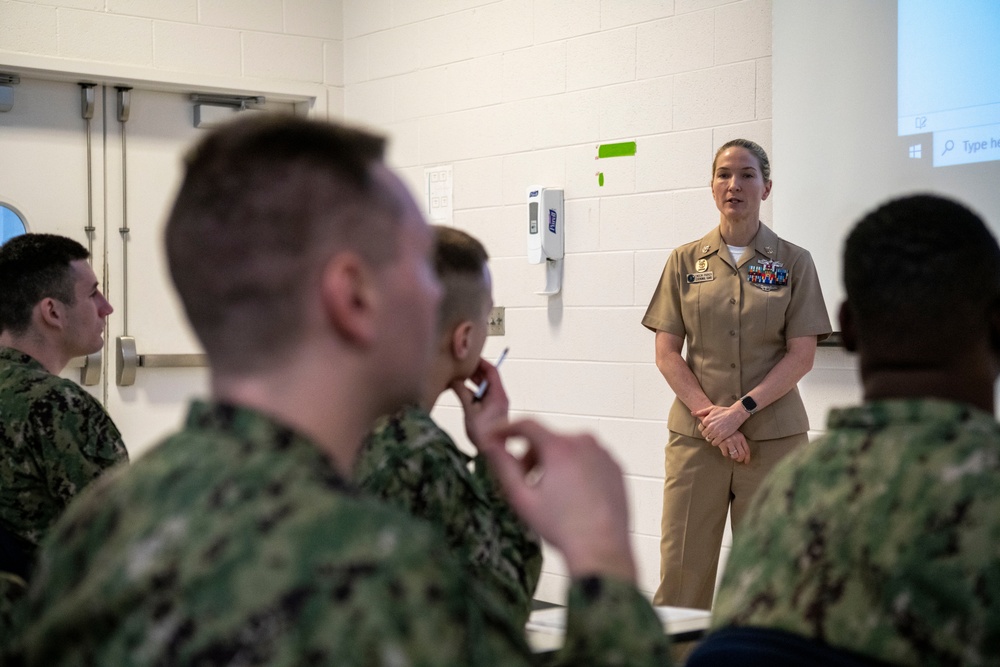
[695, 259, 708, 272]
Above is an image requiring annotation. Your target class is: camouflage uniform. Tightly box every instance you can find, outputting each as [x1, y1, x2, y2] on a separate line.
[712, 399, 1000, 666]
[0, 347, 127, 562]
[10, 401, 672, 666]
[356, 405, 542, 627]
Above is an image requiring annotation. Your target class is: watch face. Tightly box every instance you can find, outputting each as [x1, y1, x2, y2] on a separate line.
[742, 396, 758, 412]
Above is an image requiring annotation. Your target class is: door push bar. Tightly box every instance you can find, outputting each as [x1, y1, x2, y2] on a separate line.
[116, 336, 208, 386]
[66, 352, 103, 386]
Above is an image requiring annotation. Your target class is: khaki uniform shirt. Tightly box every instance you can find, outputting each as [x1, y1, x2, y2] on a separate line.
[642, 224, 832, 441]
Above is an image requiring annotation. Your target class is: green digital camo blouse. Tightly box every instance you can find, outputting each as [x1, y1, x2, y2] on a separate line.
[713, 399, 1000, 665]
[356, 404, 542, 627]
[0, 346, 127, 550]
[9, 402, 671, 666]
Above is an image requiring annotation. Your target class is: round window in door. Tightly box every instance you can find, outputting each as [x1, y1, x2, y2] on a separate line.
[0, 203, 27, 245]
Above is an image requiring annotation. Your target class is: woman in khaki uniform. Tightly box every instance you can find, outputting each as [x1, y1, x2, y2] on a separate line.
[642, 139, 832, 610]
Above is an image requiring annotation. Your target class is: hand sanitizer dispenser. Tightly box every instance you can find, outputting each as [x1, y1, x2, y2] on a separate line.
[527, 186, 564, 295]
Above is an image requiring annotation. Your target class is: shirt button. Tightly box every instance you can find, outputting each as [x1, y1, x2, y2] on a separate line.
[730, 363, 736, 368]
[729, 330, 736, 336]
[730, 298, 736, 304]
[732, 394, 739, 401]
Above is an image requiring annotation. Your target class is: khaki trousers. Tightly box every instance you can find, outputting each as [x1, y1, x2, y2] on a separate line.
[652, 430, 806, 610]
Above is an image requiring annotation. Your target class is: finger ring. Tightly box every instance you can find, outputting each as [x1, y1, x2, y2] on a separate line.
[729, 449, 737, 455]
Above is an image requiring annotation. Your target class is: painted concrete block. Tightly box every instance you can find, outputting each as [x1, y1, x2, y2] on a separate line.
[324, 40, 344, 86]
[502, 41, 566, 103]
[0, 2, 58, 55]
[637, 10, 713, 79]
[633, 361, 675, 421]
[713, 119, 771, 155]
[627, 475, 665, 536]
[601, 0, 676, 30]
[326, 85, 344, 117]
[367, 23, 422, 79]
[567, 143, 636, 199]
[501, 148, 566, 206]
[540, 542, 569, 577]
[343, 77, 396, 127]
[670, 188, 720, 243]
[534, 0, 600, 43]
[383, 118, 420, 168]
[392, 0, 499, 27]
[632, 532, 662, 595]
[34, 0, 102, 10]
[419, 103, 534, 164]
[566, 27, 636, 92]
[530, 88, 600, 150]
[501, 358, 635, 418]
[59, 9, 152, 66]
[109, 0, 196, 22]
[452, 156, 504, 209]
[395, 56, 503, 119]
[153, 21, 241, 76]
[534, 571, 571, 604]
[500, 307, 649, 363]
[599, 417, 668, 479]
[285, 0, 343, 39]
[599, 191, 676, 251]
[673, 62, 756, 130]
[756, 56, 772, 119]
[244, 32, 324, 82]
[598, 76, 673, 140]
[454, 205, 520, 259]
[564, 197, 601, 254]
[343, 37, 368, 83]
[561, 252, 635, 307]
[715, 0, 771, 64]
[635, 128, 714, 193]
[676, 0, 740, 12]
[420, 0, 531, 68]
[343, 0, 391, 38]
[200, 0, 281, 32]
[634, 249, 672, 307]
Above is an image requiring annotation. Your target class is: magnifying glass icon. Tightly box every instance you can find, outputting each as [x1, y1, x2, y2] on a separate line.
[941, 139, 955, 156]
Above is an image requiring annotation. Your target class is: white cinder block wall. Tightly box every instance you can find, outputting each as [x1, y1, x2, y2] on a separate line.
[1, 0, 866, 604]
[338, 0, 862, 603]
[0, 0, 345, 114]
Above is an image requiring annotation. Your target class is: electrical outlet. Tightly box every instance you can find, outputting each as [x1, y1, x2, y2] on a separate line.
[487, 306, 505, 336]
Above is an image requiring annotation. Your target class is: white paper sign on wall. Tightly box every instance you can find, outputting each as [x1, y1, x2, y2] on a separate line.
[424, 165, 453, 224]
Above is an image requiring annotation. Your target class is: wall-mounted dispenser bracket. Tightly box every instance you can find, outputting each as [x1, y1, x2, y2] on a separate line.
[527, 186, 565, 295]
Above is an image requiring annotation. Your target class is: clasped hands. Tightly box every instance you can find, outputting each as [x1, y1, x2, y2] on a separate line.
[693, 404, 751, 464]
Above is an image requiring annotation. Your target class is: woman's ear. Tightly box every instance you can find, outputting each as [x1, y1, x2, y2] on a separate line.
[320, 252, 377, 346]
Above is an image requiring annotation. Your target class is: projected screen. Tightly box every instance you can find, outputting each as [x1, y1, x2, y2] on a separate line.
[898, 2, 1000, 167]
[773, 0, 1000, 326]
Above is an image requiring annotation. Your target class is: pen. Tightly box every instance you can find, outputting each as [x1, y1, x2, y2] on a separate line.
[473, 347, 509, 400]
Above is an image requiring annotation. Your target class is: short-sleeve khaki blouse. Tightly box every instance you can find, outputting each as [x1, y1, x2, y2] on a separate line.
[642, 223, 832, 441]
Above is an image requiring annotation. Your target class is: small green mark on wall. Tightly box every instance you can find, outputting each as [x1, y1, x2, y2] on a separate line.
[597, 141, 637, 159]
[594, 141, 636, 186]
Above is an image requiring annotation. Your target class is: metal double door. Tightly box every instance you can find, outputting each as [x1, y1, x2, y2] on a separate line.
[0, 76, 293, 456]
